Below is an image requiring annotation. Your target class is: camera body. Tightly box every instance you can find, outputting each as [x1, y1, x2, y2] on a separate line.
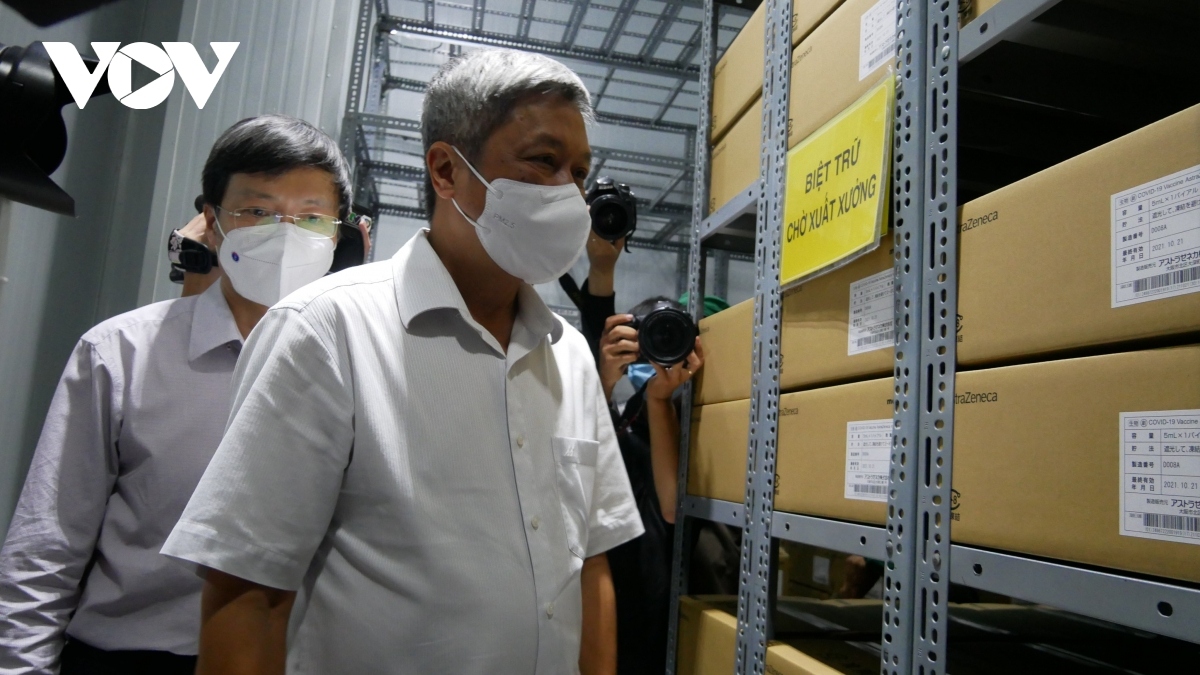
[586, 176, 637, 242]
[628, 301, 697, 366]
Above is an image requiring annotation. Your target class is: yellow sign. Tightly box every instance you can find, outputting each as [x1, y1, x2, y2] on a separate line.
[781, 77, 893, 288]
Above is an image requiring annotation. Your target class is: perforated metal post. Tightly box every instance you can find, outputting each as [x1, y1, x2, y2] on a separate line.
[912, 0, 959, 671]
[880, 0, 926, 672]
[664, 1, 716, 672]
[734, 0, 791, 672]
[340, 0, 377, 162]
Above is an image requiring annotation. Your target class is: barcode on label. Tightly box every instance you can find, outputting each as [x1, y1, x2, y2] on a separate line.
[1143, 513, 1200, 533]
[855, 331, 892, 349]
[1132, 265, 1200, 293]
[852, 484, 887, 495]
[865, 49, 890, 72]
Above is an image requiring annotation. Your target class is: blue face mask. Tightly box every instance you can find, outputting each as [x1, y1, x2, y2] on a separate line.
[626, 363, 656, 391]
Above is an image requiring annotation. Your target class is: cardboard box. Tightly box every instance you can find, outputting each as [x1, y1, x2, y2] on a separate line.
[779, 543, 859, 599]
[787, 0, 896, 148]
[774, 378, 893, 523]
[711, 0, 846, 142]
[958, 104, 1200, 366]
[767, 640, 878, 675]
[687, 398, 749, 503]
[709, 96, 762, 213]
[691, 375, 892, 523]
[953, 344, 1200, 583]
[676, 596, 738, 675]
[711, 6, 764, 144]
[960, 0, 1004, 28]
[695, 345, 1200, 583]
[694, 244, 895, 405]
[693, 296, 753, 406]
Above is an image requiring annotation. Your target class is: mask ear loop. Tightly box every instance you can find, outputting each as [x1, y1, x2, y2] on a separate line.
[210, 205, 230, 248]
[451, 146, 501, 198]
[449, 146, 498, 233]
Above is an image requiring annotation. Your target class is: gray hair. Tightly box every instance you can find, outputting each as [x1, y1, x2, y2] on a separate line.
[421, 49, 594, 215]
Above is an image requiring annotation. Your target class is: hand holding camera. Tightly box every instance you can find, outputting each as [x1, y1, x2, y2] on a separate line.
[598, 301, 702, 402]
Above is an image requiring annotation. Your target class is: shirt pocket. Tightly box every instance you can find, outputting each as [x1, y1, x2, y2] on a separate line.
[552, 436, 599, 559]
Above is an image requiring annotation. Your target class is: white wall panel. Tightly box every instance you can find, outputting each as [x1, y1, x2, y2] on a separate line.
[0, 0, 185, 534]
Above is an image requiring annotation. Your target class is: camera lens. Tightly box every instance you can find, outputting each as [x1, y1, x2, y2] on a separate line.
[591, 202, 628, 240]
[638, 305, 696, 366]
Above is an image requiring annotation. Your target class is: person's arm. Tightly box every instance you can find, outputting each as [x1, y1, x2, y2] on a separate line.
[579, 554, 617, 675]
[579, 235, 623, 356]
[197, 569, 296, 675]
[0, 340, 118, 672]
[162, 307, 354, 669]
[643, 339, 705, 524]
[585, 234, 622, 298]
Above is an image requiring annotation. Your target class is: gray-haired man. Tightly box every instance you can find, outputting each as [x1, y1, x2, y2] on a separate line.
[162, 49, 644, 674]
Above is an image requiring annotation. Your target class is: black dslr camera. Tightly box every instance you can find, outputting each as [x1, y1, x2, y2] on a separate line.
[586, 177, 637, 242]
[629, 301, 697, 367]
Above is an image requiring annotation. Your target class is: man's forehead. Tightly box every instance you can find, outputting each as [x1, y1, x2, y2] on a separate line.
[226, 173, 334, 204]
[520, 132, 592, 161]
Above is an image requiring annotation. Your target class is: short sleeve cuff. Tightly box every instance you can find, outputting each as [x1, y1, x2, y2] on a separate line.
[584, 502, 645, 558]
[161, 521, 305, 591]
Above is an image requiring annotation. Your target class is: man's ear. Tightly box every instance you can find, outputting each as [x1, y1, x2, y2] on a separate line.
[427, 141, 459, 203]
[203, 205, 219, 250]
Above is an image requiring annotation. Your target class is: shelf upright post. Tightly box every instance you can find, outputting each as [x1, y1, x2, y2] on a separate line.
[664, 1, 716, 672]
[734, 0, 791, 672]
[881, 0, 927, 672]
[910, 0, 960, 671]
[340, 0, 377, 163]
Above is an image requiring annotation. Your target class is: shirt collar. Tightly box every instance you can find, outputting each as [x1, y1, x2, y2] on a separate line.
[189, 281, 243, 362]
[393, 230, 563, 345]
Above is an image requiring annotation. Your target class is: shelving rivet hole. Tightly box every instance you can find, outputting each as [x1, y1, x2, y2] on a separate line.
[971, 563, 983, 576]
[1158, 602, 1174, 617]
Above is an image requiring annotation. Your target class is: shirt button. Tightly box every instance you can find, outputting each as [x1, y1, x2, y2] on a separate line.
[545, 602, 555, 618]
[531, 516, 540, 530]
[516, 435, 525, 448]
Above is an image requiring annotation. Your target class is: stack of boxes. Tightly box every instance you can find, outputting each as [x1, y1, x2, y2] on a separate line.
[690, 0, 1200, 618]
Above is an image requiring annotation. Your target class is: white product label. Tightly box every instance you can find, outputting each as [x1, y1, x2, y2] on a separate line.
[848, 269, 894, 355]
[859, 0, 896, 81]
[1120, 410, 1200, 546]
[812, 555, 831, 586]
[1111, 164, 1200, 308]
[846, 419, 891, 502]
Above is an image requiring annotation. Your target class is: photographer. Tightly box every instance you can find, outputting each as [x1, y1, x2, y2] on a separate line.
[597, 295, 744, 675]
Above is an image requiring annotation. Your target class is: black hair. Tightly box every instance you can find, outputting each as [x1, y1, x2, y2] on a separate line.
[627, 295, 682, 317]
[201, 114, 353, 220]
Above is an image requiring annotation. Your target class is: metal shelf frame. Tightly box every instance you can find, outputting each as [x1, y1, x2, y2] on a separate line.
[667, 0, 1200, 672]
[341, 0, 1200, 669]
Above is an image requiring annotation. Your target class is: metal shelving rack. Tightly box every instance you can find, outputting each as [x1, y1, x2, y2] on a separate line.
[339, 0, 1200, 670]
[669, 0, 1200, 673]
[339, 0, 758, 268]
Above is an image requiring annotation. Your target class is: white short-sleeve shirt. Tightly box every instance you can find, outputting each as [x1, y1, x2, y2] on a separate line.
[163, 230, 644, 674]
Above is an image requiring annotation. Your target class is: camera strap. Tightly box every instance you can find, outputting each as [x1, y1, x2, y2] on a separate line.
[557, 273, 586, 312]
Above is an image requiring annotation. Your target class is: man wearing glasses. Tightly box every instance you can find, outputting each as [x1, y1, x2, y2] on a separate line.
[0, 114, 356, 675]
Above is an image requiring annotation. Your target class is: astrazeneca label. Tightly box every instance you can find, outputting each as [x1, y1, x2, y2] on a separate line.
[43, 42, 240, 110]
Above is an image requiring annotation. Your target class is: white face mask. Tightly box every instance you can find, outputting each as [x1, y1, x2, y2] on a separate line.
[449, 147, 591, 285]
[215, 218, 335, 307]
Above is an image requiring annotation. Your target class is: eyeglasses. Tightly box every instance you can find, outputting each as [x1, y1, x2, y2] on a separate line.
[214, 205, 341, 238]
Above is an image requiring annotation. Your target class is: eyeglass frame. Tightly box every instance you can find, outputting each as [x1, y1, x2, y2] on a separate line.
[211, 204, 343, 239]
